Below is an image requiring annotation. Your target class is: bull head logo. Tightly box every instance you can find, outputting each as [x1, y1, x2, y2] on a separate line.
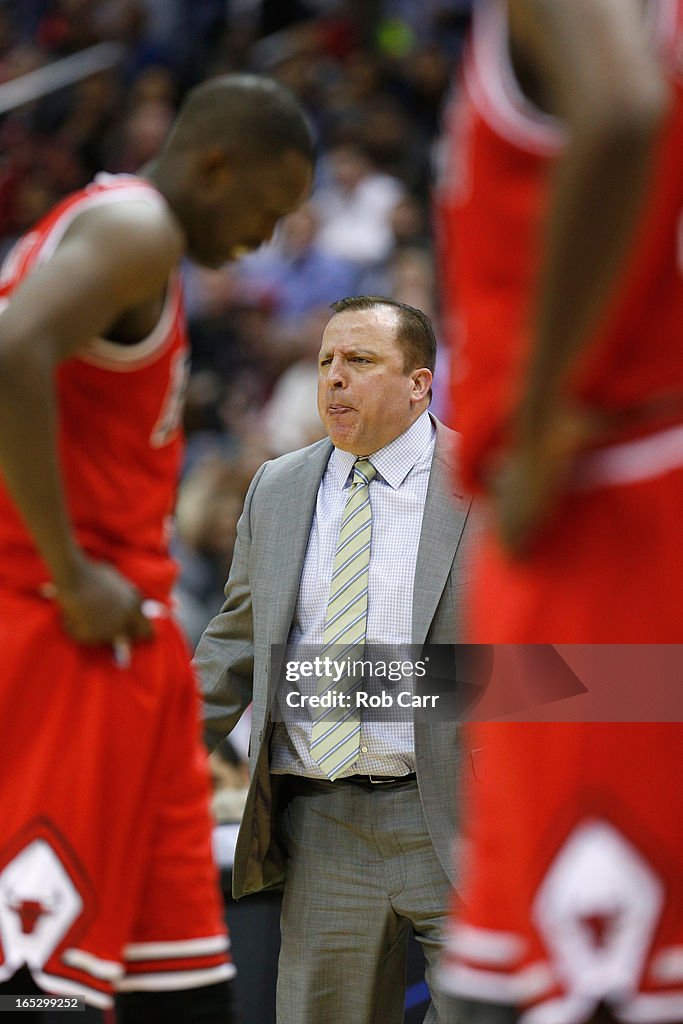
[6, 888, 62, 935]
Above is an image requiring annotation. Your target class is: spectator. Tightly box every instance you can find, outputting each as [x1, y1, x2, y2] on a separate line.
[313, 140, 405, 266]
[260, 306, 331, 456]
[174, 457, 252, 648]
[238, 202, 361, 325]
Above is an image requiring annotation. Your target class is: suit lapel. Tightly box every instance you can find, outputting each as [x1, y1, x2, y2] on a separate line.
[267, 440, 333, 697]
[412, 420, 471, 645]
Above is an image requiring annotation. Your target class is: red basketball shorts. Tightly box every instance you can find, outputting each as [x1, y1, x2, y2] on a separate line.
[0, 589, 233, 1008]
[439, 723, 683, 1022]
[440, 442, 683, 1021]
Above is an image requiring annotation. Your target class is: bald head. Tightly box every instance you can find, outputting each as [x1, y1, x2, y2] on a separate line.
[163, 74, 314, 165]
[149, 73, 313, 269]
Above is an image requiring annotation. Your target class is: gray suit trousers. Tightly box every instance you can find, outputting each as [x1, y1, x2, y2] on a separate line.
[275, 777, 460, 1024]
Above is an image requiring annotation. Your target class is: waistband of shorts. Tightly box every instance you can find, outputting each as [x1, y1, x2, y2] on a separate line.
[574, 419, 683, 490]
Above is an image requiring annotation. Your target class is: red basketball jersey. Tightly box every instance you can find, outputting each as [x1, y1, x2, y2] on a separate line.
[0, 174, 189, 602]
[436, 0, 683, 494]
[435, 0, 683, 641]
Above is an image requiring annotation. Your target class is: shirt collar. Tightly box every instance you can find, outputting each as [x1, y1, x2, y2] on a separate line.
[328, 410, 434, 490]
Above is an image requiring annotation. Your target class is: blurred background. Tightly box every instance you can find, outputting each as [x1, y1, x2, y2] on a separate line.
[0, 2, 473, 1019]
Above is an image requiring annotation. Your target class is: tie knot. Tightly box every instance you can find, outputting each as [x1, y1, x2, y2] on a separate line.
[353, 459, 376, 486]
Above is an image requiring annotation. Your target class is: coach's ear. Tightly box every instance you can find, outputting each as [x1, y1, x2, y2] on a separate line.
[410, 368, 432, 404]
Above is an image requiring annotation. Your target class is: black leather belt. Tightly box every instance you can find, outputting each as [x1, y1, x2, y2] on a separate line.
[343, 772, 417, 791]
[290, 773, 417, 793]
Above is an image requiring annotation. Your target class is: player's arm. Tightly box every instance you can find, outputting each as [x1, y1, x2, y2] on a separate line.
[497, 0, 667, 554]
[0, 200, 184, 643]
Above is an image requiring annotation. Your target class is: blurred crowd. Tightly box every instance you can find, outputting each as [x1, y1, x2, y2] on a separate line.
[0, 0, 472, 651]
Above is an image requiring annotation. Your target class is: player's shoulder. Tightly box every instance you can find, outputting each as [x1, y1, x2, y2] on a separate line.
[59, 177, 184, 270]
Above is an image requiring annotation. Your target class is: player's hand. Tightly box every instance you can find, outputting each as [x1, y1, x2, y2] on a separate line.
[51, 556, 153, 646]
[492, 403, 601, 558]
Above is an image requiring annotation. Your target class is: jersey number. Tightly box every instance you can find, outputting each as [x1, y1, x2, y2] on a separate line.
[151, 351, 190, 448]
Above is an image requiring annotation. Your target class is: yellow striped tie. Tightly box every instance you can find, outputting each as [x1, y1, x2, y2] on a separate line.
[311, 458, 376, 780]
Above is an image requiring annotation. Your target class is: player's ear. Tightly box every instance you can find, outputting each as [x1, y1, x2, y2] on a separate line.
[195, 145, 235, 198]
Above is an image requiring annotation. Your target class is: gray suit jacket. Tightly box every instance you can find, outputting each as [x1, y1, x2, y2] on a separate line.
[194, 416, 475, 898]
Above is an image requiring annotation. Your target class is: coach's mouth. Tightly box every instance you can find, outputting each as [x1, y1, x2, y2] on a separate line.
[327, 403, 356, 415]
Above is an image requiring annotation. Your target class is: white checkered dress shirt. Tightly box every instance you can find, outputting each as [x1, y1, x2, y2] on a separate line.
[271, 411, 435, 778]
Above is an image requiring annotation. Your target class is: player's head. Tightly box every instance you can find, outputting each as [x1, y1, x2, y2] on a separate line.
[317, 296, 435, 455]
[154, 74, 314, 267]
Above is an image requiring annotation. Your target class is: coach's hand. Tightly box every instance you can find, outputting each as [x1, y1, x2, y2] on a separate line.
[51, 555, 153, 645]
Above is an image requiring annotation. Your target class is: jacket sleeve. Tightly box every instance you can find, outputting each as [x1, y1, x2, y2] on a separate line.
[193, 461, 269, 751]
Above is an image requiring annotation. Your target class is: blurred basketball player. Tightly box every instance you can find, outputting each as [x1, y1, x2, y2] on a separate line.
[435, 1, 683, 1021]
[0, 74, 312, 1022]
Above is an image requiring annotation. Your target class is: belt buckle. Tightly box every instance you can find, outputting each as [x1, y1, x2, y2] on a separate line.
[366, 774, 397, 785]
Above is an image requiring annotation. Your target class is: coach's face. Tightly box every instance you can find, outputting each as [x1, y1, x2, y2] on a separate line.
[317, 307, 431, 455]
